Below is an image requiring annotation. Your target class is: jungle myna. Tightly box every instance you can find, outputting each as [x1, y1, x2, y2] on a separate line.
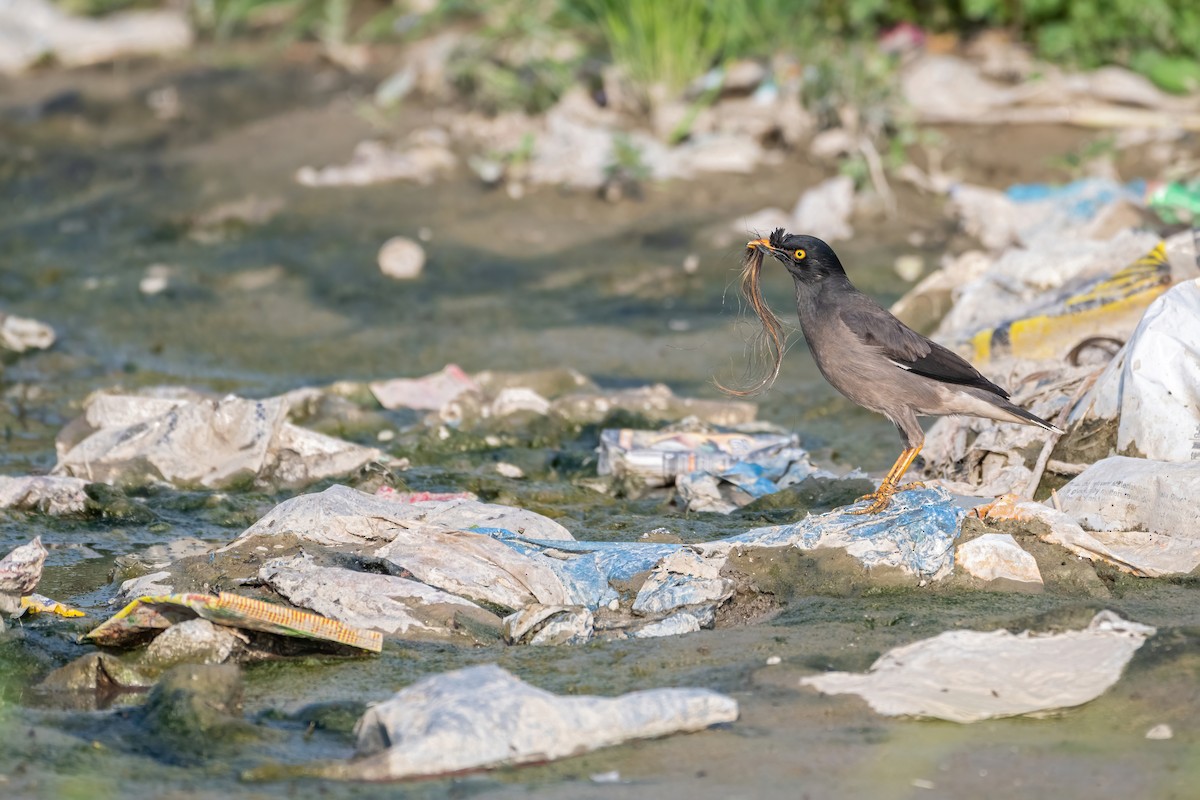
[741, 229, 1062, 514]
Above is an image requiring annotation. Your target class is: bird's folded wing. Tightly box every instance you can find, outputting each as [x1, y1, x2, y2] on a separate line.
[842, 303, 1009, 398]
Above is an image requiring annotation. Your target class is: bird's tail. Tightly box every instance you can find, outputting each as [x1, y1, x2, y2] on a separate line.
[1001, 400, 1064, 435]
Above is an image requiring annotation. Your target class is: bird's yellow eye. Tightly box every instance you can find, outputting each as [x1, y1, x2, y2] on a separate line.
[794, 249, 806, 260]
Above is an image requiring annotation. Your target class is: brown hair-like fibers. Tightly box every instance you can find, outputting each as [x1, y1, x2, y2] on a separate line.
[716, 246, 787, 397]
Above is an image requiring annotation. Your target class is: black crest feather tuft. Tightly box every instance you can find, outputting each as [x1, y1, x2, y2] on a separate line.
[768, 228, 788, 249]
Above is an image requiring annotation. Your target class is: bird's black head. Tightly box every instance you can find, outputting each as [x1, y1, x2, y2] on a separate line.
[750, 229, 847, 285]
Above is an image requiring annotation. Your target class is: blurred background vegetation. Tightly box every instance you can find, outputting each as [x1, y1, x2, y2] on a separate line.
[55, 0, 1200, 97]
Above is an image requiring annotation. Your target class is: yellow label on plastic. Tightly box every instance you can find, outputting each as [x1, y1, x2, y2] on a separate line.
[972, 242, 1171, 362]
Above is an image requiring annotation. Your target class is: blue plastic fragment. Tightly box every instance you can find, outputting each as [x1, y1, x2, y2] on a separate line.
[472, 486, 965, 611]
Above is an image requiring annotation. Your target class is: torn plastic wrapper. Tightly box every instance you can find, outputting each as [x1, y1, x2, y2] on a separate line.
[85, 592, 383, 653]
[598, 428, 803, 488]
[21, 593, 85, 618]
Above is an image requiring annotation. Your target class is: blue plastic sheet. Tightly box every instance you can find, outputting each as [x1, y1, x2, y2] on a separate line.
[475, 486, 966, 612]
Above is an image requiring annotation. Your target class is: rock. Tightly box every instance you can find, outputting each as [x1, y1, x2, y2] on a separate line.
[893, 254, 924, 282]
[138, 264, 172, 295]
[338, 664, 738, 780]
[117, 570, 174, 600]
[36, 652, 152, 696]
[296, 134, 457, 187]
[0, 0, 192, 75]
[955, 533, 1042, 587]
[0, 537, 47, 614]
[792, 176, 855, 243]
[377, 236, 426, 280]
[809, 127, 856, 161]
[0, 312, 55, 353]
[802, 611, 1154, 722]
[494, 462, 525, 479]
[142, 619, 241, 668]
[137, 664, 255, 761]
[1145, 723, 1174, 740]
[0, 475, 88, 515]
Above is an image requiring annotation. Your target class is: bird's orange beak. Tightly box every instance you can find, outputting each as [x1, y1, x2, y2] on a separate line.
[747, 237, 773, 252]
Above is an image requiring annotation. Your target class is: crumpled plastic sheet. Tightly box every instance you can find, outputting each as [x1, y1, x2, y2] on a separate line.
[801, 610, 1153, 723]
[480, 529, 683, 610]
[598, 426, 843, 513]
[1070, 279, 1200, 462]
[186, 484, 967, 645]
[369, 364, 478, 411]
[369, 365, 757, 428]
[1048, 457, 1200, 576]
[260, 553, 501, 644]
[675, 451, 846, 514]
[53, 391, 382, 490]
[697, 487, 966, 580]
[339, 664, 738, 780]
[231, 484, 574, 547]
[921, 361, 1092, 497]
[597, 428, 801, 488]
[502, 604, 593, 646]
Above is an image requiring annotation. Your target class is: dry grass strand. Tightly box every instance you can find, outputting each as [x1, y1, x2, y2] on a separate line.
[715, 246, 787, 396]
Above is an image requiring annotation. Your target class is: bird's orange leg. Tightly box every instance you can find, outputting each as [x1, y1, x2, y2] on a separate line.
[850, 445, 923, 515]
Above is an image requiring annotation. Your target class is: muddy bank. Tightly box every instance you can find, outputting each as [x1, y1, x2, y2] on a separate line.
[2, 44, 1199, 799]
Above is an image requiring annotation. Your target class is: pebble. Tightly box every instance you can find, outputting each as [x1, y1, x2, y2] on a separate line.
[894, 254, 925, 282]
[1145, 723, 1173, 740]
[139, 264, 172, 295]
[495, 462, 525, 479]
[377, 236, 426, 280]
[766, 655, 782, 666]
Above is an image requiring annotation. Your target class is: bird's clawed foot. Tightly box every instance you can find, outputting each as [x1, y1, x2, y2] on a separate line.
[849, 480, 924, 515]
[849, 483, 898, 515]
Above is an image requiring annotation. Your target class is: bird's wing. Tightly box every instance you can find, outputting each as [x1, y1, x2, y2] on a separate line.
[841, 300, 1009, 399]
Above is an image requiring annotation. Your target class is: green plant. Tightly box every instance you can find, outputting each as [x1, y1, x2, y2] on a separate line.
[571, 0, 726, 94]
[447, 0, 585, 113]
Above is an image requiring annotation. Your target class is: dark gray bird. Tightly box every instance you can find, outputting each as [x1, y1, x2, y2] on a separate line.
[741, 229, 1062, 514]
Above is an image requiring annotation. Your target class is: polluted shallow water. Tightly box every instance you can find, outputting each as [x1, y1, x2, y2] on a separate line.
[1, 53, 1199, 800]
